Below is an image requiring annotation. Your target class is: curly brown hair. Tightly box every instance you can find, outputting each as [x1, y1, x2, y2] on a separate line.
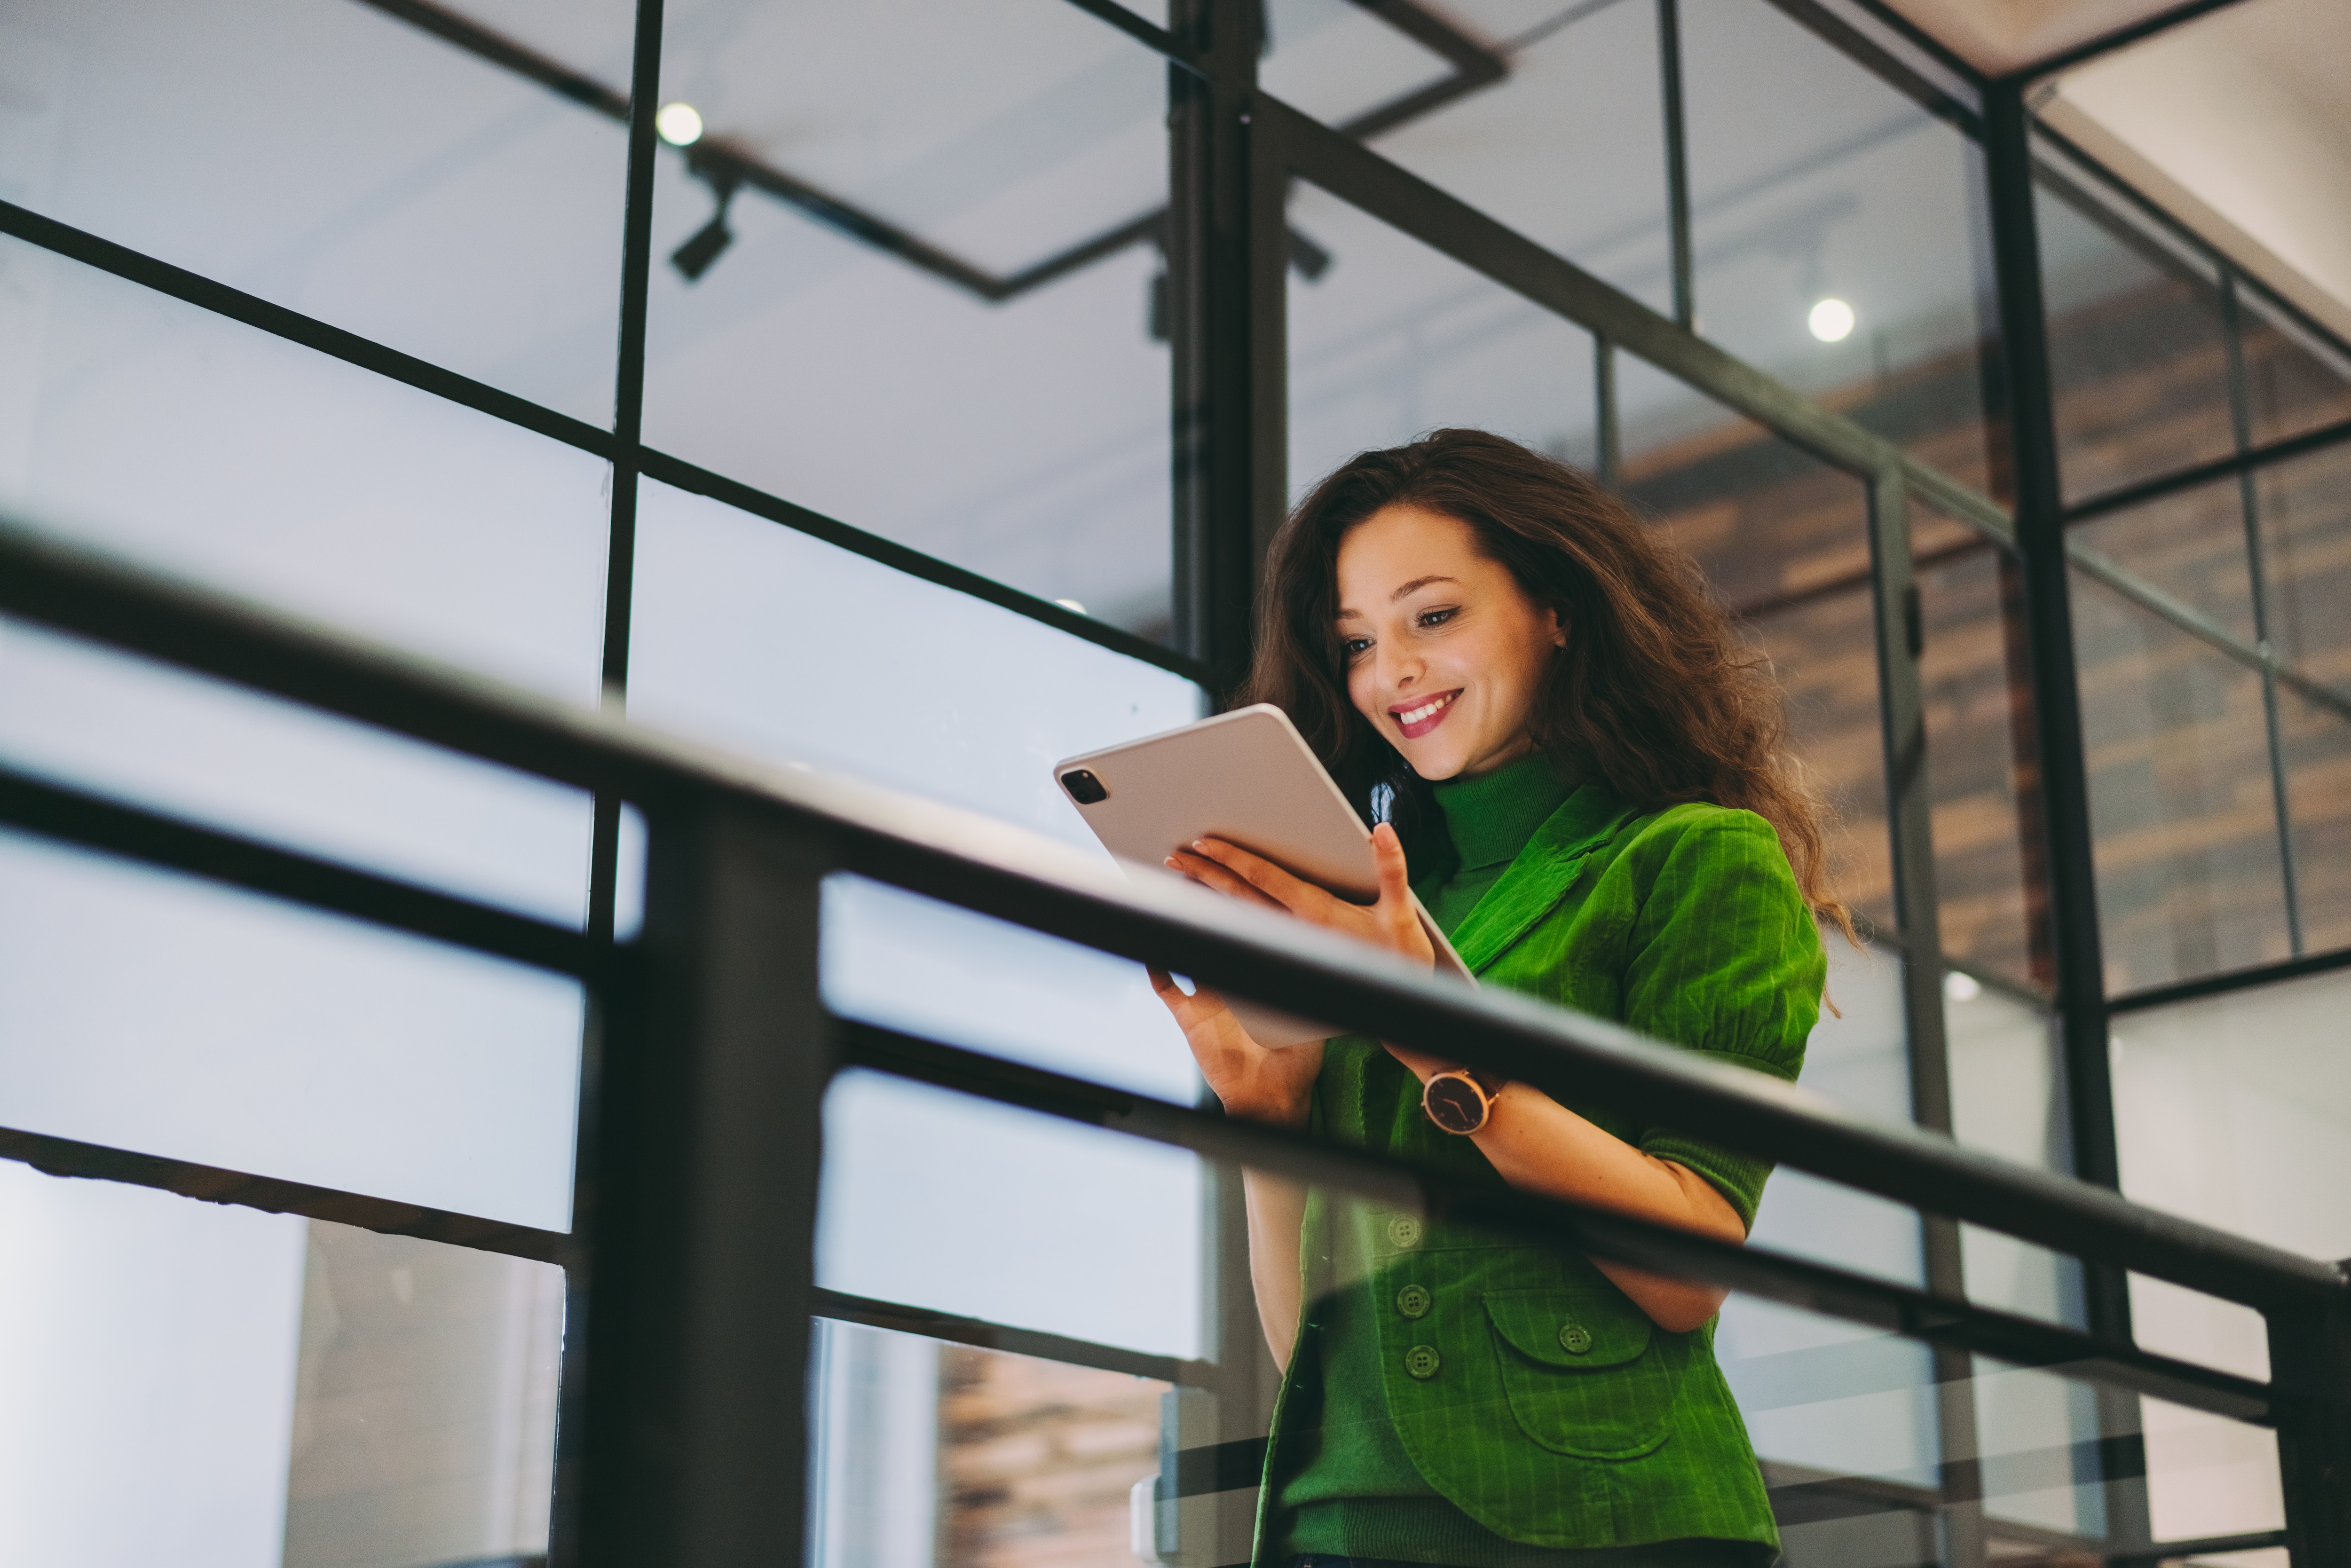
[1240, 427, 1855, 940]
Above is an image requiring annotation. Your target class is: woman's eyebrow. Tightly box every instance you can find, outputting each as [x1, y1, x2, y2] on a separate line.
[1389, 574, 1459, 601]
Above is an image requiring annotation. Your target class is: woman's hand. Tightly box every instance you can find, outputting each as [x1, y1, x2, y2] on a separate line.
[1147, 970, 1323, 1128]
[1166, 823, 1436, 969]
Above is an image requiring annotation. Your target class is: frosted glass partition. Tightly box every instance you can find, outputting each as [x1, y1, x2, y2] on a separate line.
[0, 0, 631, 423]
[0, 831, 583, 1231]
[626, 478, 1207, 1351]
[0, 1161, 308, 1568]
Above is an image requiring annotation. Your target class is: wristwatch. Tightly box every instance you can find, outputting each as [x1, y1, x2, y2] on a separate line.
[1421, 1067, 1506, 1135]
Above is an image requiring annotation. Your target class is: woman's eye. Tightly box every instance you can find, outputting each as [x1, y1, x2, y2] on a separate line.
[1418, 607, 1459, 630]
[1341, 637, 1372, 658]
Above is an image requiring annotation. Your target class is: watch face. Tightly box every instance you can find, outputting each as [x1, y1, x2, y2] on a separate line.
[1424, 1073, 1487, 1135]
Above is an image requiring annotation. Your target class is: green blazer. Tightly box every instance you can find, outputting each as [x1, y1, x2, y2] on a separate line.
[1255, 784, 1825, 1559]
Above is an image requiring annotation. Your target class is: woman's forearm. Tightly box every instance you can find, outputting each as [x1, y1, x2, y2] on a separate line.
[1242, 1169, 1309, 1370]
[1466, 1080, 1745, 1332]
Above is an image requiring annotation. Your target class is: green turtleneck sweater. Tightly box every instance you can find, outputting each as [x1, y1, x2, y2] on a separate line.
[1272, 754, 1766, 1568]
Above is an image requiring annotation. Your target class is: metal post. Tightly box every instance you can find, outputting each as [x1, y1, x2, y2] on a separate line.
[2269, 1265, 2351, 1568]
[1169, 0, 1285, 696]
[1655, 0, 1695, 332]
[1869, 470, 1986, 1568]
[2217, 270, 2304, 956]
[1594, 335, 1621, 490]
[569, 801, 833, 1568]
[1982, 79, 2151, 1549]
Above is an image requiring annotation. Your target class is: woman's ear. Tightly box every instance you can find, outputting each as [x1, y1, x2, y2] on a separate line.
[1546, 603, 1570, 648]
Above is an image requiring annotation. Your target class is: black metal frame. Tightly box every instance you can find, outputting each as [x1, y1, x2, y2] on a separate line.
[4, 0, 2349, 1560]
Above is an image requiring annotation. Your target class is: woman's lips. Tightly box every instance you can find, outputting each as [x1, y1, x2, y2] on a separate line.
[1391, 688, 1461, 740]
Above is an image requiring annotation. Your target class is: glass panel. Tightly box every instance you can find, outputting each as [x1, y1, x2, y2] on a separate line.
[2239, 289, 2351, 449]
[283, 1221, 562, 1568]
[820, 1071, 1200, 1358]
[625, 477, 1205, 1097]
[815, 1318, 1174, 1568]
[642, 0, 1174, 638]
[1918, 528, 2051, 992]
[1261, 0, 1460, 132]
[2036, 170, 2236, 506]
[2073, 474, 2259, 647]
[0, 235, 612, 704]
[0, 0, 631, 423]
[1287, 181, 1594, 498]
[1364, 0, 1675, 319]
[0, 831, 582, 1229]
[1619, 360, 1895, 935]
[2072, 569, 2292, 992]
[1948, 980, 2084, 1337]
[2255, 439, 2351, 689]
[2279, 687, 2351, 955]
[1680, 0, 1998, 495]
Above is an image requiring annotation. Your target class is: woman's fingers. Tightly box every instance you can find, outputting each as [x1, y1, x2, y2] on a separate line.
[1166, 849, 1288, 911]
[1188, 837, 1336, 920]
[1370, 822, 1438, 965]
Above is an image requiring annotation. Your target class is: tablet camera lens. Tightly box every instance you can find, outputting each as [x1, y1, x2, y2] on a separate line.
[1060, 769, 1108, 805]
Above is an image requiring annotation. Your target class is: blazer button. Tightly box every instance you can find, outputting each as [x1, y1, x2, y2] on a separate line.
[1559, 1323, 1593, 1355]
[1395, 1284, 1431, 1319]
[1404, 1344, 1442, 1379]
[1386, 1214, 1424, 1250]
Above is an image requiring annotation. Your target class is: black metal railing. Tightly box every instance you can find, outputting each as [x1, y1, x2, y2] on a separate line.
[2, 517, 2347, 1568]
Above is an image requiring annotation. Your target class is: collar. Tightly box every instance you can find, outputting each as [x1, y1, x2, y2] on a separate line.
[1447, 780, 1644, 975]
[1431, 752, 1577, 871]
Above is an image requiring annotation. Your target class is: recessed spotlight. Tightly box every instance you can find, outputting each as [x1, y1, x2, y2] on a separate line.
[1809, 297, 1856, 343]
[1943, 970, 1981, 1002]
[655, 102, 704, 146]
[1054, 598, 1089, 616]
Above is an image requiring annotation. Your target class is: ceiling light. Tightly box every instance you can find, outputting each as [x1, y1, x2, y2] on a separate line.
[1808, 298, 1856, 343]
[655, 102, 704, 146]
[1944, 970, 1982, 1002]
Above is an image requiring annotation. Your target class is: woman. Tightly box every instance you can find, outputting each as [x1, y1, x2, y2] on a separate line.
[1150, 429, 1848, 1568]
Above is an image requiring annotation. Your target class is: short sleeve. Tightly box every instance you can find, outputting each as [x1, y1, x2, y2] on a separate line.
[1619, 810, 1825, 1230]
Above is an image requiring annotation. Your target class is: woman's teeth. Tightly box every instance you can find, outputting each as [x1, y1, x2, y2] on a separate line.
[1398, 693, 1454, 725]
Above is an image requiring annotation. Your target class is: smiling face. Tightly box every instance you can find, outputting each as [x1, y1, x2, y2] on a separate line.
[1334, 503, 1565, 781]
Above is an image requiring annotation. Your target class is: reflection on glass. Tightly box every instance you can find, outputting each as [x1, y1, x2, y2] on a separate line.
[2036, 171, 2235, 505]
[282, 1221, 562, 1568]
[1286, 182, 1594, 499]
[1680, 0, 1996, 495]
[2255, 441, 2351, 688]
[2071, 569, 2293, 992]
[2237, 289, 2351, 449]
[0, 831, 584, 1230]
[1618, 360, 1894, 933]
[2073, 474, 2259, 646]
[1917, 528, 2051, 992]
[0, 0, 631, 422]
[2279, 686, 2351, 955]
[806, 1319, 1171, 1568]
[1359, 0, 1675, 318]
[642, 0, 1172, 637]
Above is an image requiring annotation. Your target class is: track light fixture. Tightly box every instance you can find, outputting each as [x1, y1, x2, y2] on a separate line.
[672, 166, 740, 283]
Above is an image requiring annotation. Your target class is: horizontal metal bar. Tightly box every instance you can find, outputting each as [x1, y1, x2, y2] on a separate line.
[2066, 538, 2351, 724]
[0, 762, 599, 977]
[2111, 1528, 2288, 1565]
[2110, 944, 2351, 1016]
[837, 1023, 2278, 1421]
[0, 199, 614, 461]
[634, 448, 1208, 686]
[3, 518, 2339, 1312]
[1056, 0, 1208, 74]
[812, 1286, 1211, 1387]
[2065, 415, 2351, 525]
[0, 1119, 565, 1262]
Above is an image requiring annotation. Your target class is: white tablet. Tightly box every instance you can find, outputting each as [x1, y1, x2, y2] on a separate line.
[1053, 703, 1473, 1045]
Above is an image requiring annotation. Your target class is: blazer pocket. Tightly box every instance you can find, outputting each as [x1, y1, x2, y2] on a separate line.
[1483, 1288, 1677, 1460]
